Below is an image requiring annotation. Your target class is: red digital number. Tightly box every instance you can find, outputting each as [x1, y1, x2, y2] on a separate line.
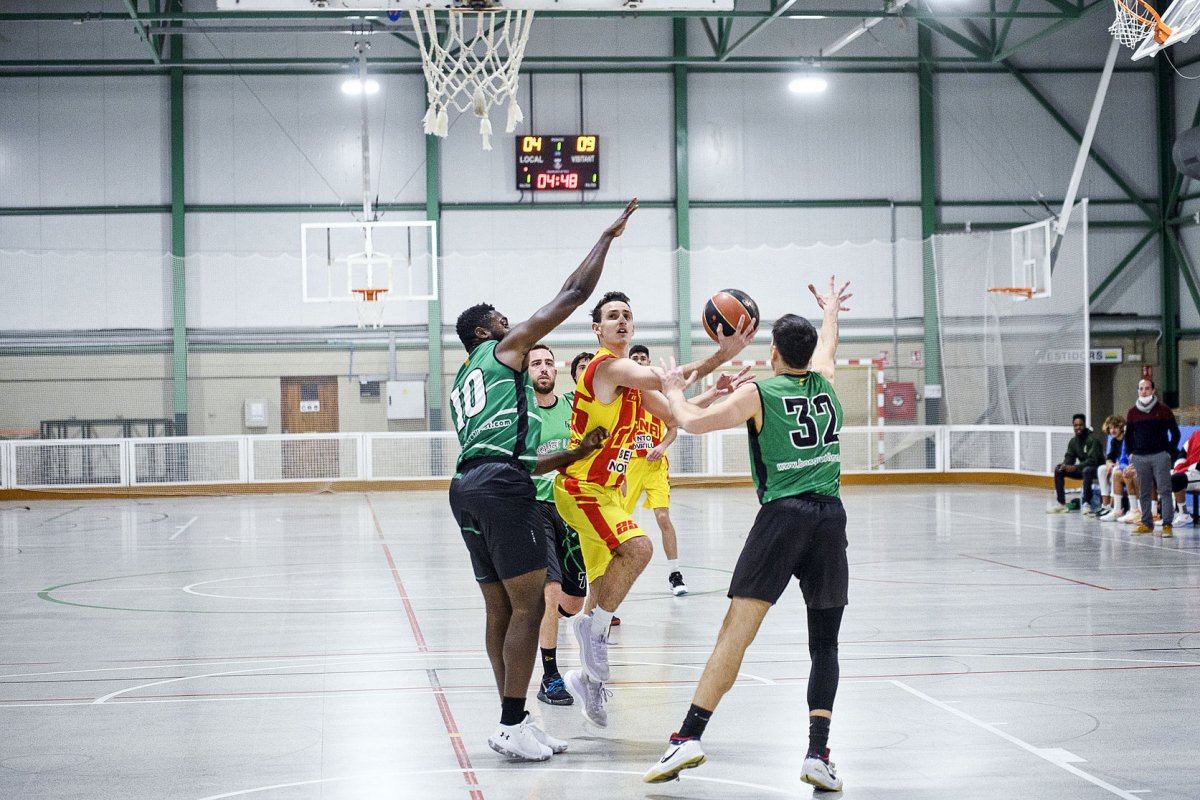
[567, 173, 578, 189]
[536, 173, 549, 189]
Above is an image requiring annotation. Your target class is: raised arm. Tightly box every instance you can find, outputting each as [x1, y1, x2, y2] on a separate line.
[807, 276, 852, 381]
[653, 358, 761, 435]
[593, 317, 756, 400]
[495, 199, 638, 369]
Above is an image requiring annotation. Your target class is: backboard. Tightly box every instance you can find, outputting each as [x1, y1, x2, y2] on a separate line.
[1009, 218, 1052, 300]
[301, 220, 437, 303]
[1132, 0, 1200, 59]
[218, 1, 734, 10]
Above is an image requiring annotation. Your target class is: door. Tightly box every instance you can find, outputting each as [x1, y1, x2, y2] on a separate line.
[280, 377, 340, 479]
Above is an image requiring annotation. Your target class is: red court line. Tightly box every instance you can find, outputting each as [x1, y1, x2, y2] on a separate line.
[960, 553, 1112, 590]
[366, 495, 484, 800]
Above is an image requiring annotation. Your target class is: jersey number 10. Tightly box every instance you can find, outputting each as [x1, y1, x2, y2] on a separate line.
[782, 394, 840, 449]
[450, 368, 487, 432]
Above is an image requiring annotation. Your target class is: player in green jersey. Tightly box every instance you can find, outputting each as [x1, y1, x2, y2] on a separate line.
[528, 343, 597, 706]
[643, 276, 853, 792]
[448, 199, 637, 763]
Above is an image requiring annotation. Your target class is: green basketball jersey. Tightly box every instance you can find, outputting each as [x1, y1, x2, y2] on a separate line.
[450, 340, 541, 472]
[533, 393, 573, 502]
[749, 371, 843, 503]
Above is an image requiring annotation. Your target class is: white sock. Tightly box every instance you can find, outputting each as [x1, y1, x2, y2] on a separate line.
[591, 607, 614, 633]
[666, 559, 679, 574]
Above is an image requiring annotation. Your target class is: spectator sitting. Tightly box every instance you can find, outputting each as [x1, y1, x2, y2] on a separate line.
[1167, 427, 1200, 527]
[1048, 413, 1105, 514]
[1096, 415, 1127, 520]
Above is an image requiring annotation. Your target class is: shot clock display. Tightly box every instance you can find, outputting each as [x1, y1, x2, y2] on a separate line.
[516, 135, 600, 191]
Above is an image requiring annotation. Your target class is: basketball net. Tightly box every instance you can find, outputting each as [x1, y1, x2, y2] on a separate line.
[409, 8, 535, 151]
[352, 288, 388, 329]
[1109, 0, 1172, 49]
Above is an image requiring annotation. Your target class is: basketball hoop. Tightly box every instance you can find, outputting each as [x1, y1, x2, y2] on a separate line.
[1110, 0, 1172, 49]
[351, 287, 388, 328]
[986, 287, 1035, 300]
[408, 6, 535, 150]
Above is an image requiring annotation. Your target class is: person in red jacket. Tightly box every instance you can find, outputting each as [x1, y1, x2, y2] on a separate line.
[1168, 428, 1200, 527]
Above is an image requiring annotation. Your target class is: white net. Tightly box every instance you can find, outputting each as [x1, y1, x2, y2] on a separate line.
[1110, 0, 1163, 49]
[933, 202, 1089, 428]
[409, 8, 535, 150]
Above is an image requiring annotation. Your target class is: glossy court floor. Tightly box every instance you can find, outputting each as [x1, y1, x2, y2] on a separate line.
[2, 485, 1199, 800]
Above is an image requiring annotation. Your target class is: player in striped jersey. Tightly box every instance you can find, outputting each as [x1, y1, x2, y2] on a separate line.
[644, 276, 852, 792]
[555, 291, 756, 725]
[448, 199, 637, 762]
[626, 344, 687, 595]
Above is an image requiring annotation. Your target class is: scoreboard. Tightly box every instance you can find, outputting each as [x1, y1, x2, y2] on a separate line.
[516, 135, 600, 191]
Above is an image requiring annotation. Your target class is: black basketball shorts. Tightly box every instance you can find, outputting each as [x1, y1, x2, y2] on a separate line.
[536, 502, 588, 598]
[728, 493, 849, 609]
[448, 459, 550, 584]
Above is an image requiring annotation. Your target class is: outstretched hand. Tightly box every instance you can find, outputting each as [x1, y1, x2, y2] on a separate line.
[605, 198, 639, 238]
[653, 357, 698, 395]
[714, 365, 755, 397]
[714, 314, 758, 359]
[809, 275, 852, 313]
[579, 426, 609, 454]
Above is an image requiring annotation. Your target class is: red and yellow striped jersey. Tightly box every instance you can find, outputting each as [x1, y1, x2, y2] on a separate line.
[564, 347, 643, 488]
[632, 410, 666, 457]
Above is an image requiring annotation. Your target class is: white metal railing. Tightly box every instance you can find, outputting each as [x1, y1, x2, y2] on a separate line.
[0, 426, 1073, 491]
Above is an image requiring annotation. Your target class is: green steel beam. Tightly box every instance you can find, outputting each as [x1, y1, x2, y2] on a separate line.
[0, 10, 1081, 22]
[918, 18, 943, 426]
[914, 16, 992, 60]
[169, 2, 187, 434]
[1157, 57, 1179, 400]
[425, 129, 445, 432]
[0, 63, 1160, 78]
[991, 0, 1108, 62]
[1168, 232, 1200, 321]
[4, 197, 1163, 218]
[1088, 228, 1157, 304]
[1003, 64, 1158, 221]
[718, 0, 798, 62]
[1164, 96, 1200, 217]
[938, 220, 1151, 231]
[674, 19, 693, 368]
[994, 0, 1022, 55]
[122, 0, 162, 65]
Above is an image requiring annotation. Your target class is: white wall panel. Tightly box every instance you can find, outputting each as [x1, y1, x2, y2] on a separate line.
[1090, 228, 1159, 317]
[937, 72, 1156, 203]
[0, 77, 167, 207]
[689, 73, 920, 201]
[0, 215, 168, 330]
[439, 207, 676, 327]
[186, 74, 427, 206]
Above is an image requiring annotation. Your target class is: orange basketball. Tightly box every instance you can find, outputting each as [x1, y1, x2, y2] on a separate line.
[703, 289, 760, 341]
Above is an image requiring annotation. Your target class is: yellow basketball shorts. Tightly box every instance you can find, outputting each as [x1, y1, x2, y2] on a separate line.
[622, 455, 671, 513]
[554, 474, 647, 582]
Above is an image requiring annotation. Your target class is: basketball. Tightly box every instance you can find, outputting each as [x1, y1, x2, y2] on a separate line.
[703, 289, 760, 341]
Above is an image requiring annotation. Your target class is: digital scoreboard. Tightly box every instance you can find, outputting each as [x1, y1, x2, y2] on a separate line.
[516, 135, 600, 191]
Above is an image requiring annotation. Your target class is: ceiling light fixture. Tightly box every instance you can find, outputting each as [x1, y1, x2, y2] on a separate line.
[341, 77, 380, 95]
[788, 76, 828, 94]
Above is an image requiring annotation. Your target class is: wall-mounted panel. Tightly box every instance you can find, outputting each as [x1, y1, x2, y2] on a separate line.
[185, 74, 428, 206]
[688, 72, 920, 202]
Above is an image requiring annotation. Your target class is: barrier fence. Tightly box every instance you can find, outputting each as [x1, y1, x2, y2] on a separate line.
[0, 426, 1074, 491]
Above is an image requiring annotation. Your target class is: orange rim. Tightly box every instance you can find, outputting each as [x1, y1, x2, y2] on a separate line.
[351, 288, 388, 302]
[987, 287, 1035, 298]
[1116, 0, 1174, 44]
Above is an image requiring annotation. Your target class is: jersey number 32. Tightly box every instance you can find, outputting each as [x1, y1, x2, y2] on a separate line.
[782, 394, 839, 449]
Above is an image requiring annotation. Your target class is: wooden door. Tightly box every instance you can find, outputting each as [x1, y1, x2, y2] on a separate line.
[280, 377, 340, 479]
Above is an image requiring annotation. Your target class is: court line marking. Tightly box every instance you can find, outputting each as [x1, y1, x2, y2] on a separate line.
[366, 494, 480, 799]
[190, 767, 795, 799]
[891, 680, 1144, 800]
[169, 517, 198, 541]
